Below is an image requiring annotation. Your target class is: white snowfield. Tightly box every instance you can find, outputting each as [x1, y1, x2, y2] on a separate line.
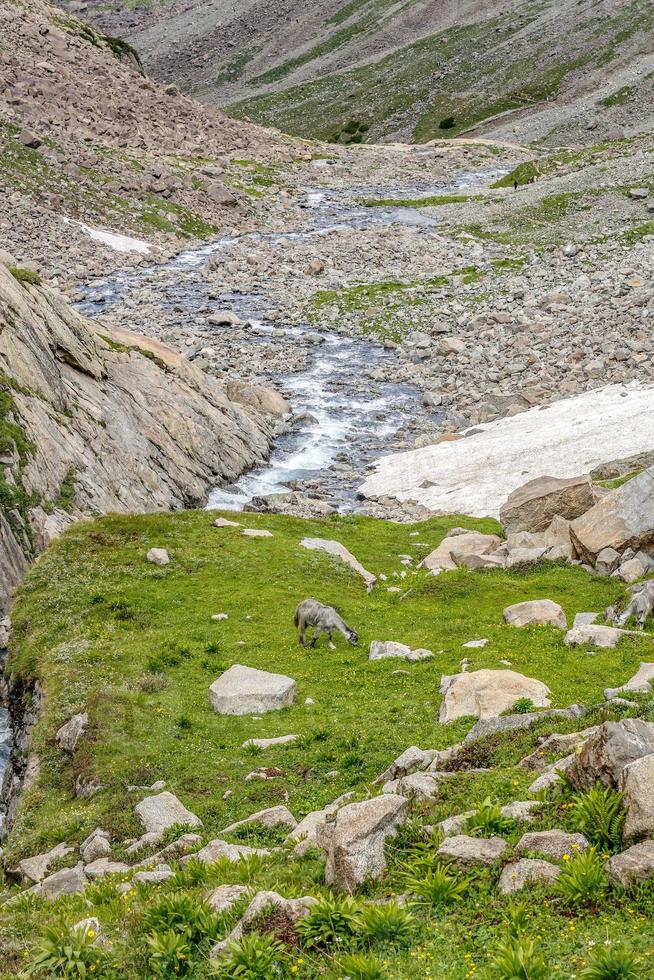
[64, 218, 151, 253]
[359, 382, 654, 518]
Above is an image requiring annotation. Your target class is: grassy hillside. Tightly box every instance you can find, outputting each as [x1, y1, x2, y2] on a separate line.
[3, 510, 654, 975]
[226, 0, 654, 143]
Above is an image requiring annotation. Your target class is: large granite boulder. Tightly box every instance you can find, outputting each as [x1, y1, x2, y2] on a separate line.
[605, 663, 654, 700]
[620, 754, 654, 841]
[420, 530, 502, 573]
[135, 791, 202, 834]
[210, 890, 316, 958]
[607, 841, 654, 888]
[318, 795, 408, 894]
[568, 720, 654, 791]
[564, 624, 624, 648]
[503, 599, 567, 629]
[208, 664, 296, 715]
[570, 467, 654, 563]
[500, 474, 594, 534]
[439, 669, 550, 723]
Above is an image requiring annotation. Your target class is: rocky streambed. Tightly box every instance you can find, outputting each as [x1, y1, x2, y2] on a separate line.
[75, 165, 507, 514]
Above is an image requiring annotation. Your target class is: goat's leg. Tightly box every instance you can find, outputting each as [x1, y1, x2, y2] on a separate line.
[327, 630, 336, 651]
[299, 624, 308, 647]
[310, 627, 323, 648]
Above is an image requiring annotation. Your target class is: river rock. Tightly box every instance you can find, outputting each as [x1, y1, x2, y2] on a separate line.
[55, 712, 88, 753]
[208, 664, 296, 715]
[135, 791, 202, 833]
[568, 719, 654, 791]
[226, 381, 290, 417]
[439, 668, 550, 723]
[503, 599, 567, 629]
[516, 829, 588, 860]
[369, 640, 433, 661]
[438, 834, 507, 868]
[499, 474, 594, 534]
[498, 858, 560, 894]
[318, 794, 408, 893]
[299, 537, 376, 590]
[570, 467, 654, 563]
[607, 841, 654, 887]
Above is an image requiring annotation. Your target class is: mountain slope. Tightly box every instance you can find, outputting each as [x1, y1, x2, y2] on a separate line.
[67, 0, 654, 145]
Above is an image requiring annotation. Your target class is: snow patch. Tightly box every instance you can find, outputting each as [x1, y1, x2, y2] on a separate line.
[359, 382, 654, 517]
[65, 218, 151, 253]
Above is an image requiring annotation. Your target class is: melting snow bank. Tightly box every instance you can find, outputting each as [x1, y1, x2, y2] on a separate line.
[64, 218, 151, 253]
[358, 382, 654, 518]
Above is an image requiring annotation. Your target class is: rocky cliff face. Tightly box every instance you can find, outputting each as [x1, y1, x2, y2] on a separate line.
[0, 256, 279, 613]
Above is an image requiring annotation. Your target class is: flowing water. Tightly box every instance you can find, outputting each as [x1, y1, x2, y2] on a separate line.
[76, 166, 507, 512]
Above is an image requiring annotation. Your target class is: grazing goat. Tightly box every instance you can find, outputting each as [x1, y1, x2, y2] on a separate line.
[294, 599, 359, 649]
[607, 581, 654, 629]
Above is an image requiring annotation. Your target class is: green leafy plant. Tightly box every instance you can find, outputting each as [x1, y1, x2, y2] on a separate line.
[512, 697, 535, 714]
[488, 935, 550, 979]
[466, 797, 514, 837]
[9, 266, 41, 286]
[439, 116, 456, 129]
[398, 862, 469, 906]
[571, 785, 626, 852]
[212, 933, 287, 978]
[297, 893, 360, 949]
[579, 943, 641, 979]
[146, 928, 193, 976]
[160, 823, 199, 848]
[555, 847, 608, 906]
[27, 922, 105, 977]
[354, 902, 414, 947]
[334, 951, 383, 979]
[141, 891, 219, 945]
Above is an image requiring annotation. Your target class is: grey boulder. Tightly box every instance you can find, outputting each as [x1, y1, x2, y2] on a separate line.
[208, 664, 296, 715]
[568, 719, 654, 791]
[318, 795, 408, 894]
[135, 791, 202, 833]
[503, 599, 567, 629]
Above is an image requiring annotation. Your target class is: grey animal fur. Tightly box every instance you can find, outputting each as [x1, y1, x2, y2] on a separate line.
[607, 580, 654, 629]
[294, 599, 358, 649]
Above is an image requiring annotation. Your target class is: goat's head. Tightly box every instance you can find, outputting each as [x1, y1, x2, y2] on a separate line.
[346, 628, 359, 646]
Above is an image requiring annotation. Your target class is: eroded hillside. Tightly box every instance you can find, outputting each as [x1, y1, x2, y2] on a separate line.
[67, 0, 654, 145]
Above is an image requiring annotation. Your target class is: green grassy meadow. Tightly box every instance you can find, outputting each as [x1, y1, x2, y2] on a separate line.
[2, 509, 654, 977]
